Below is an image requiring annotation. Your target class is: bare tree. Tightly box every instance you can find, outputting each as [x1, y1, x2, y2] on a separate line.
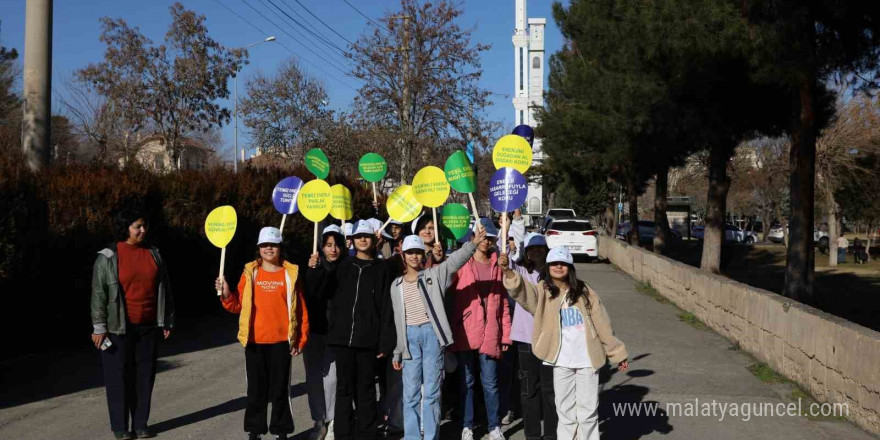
[239, 58, 331, 159]
[816, 90, 880, 266]
[348, 0, 493, 183]
[77, 3, 246, 170]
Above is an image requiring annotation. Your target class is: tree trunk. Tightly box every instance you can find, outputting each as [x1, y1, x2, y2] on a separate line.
[867, 221, 874, 262]
[626, 176, 640, 245]
[761, 205, 772, 242]
[700, 141, 733, 274]
[784, 73, 817, 304]
[653, 161, 671, 254]
[606, 178, 618, 237]
[826, 188, 838, 266]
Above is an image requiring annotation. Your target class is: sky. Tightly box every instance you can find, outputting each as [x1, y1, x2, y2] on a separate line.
[0, 0, 563, 161]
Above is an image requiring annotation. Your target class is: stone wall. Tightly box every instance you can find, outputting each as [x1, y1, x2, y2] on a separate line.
[598, 237, 880, 435]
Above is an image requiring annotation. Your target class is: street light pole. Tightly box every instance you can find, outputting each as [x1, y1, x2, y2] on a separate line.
[234, 36, 275, 172]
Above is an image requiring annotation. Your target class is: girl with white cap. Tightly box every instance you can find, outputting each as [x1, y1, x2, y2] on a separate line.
[215, 226, 310, 440]
[499, 246, 628, 440]
[389, 223, 487, 440]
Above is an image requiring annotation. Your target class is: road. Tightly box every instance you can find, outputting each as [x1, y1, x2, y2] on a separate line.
[0, 262, 875, 440]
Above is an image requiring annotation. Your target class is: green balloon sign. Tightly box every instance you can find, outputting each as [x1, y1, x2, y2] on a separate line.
[358, 153, 388, 183]
[305, 148, 330, 179]
[441, 203, 471, 240]
[444, 150, 476, 194]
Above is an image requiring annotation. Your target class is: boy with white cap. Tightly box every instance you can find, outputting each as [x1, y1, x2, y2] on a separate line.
[216, 227, 310, 440]
[307, 220, 395, 440]
[389, 223, 487, 440]
[499, 246, 628, 440]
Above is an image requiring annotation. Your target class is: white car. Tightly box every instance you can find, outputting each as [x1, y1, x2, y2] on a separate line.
[768, 225, 784, 243]
[544, 219, 598, 259]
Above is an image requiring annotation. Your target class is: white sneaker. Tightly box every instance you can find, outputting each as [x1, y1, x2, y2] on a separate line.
[325, 420, 334, 440]
[488, 426, 505, 440]
[461, 427, 474, 440]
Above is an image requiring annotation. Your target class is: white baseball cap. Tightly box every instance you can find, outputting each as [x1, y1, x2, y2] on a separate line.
[546, 246, 573, 265]
[257, 226, 282, 245]
[388, 219, 403, 226]
[367, 218, 383, 233]
[402, 235, 425, 253]
[343, 222, 354, 237]
[478, 217, 499, 238]
[524, 232, 547, 248]
[322, 224, 343, 237]
[351, 220, 375, 237]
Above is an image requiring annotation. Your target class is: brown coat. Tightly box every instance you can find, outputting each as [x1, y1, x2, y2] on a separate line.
[503, 271, 627, 370]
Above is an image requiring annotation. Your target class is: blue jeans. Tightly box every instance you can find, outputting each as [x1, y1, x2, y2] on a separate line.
[838, 247, 846, 263]
[458, 350, 500, 430]
[403, 324, 444, 440]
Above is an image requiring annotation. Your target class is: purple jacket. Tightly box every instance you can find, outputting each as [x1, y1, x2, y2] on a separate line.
[509, 261, 540, 343]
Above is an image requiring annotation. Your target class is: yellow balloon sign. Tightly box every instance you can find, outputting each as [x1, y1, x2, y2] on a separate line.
[205, 205, 237, 248]
[297, 179, 332, 222]
[492, 134, 533, 173]
[329, 184, 353, 221]
[412, 166, 451, 208]
[387, 185, 423, 222]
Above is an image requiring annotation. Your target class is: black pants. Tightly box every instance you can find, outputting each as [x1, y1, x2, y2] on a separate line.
[378, 357, 403, 430]
[499, 345, 521, 417]
[101, 324, 160, 433]
[244, 342, 294, 435]
[517, 342, 557, 440]
[334, 346, 378, 440]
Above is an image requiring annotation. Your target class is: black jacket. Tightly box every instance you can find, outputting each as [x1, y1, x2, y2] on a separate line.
[309, 256, 396, 354]
[304, 256, 344, 336]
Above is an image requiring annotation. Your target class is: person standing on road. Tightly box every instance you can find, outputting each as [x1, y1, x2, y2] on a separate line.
[307, 220, 396, 440]
[505, 233, 557, 440]
[390, 224, 486, 440]
[91, 207, 175, 440]
[216, 226, 310, 440]
[500, 246, 628, 440]
[450, 218, 512, 440]
[837, 235, 849, 263]
[303, 225, 347, 440]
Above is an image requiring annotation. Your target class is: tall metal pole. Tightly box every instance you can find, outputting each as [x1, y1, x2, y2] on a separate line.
[233, 75, 238, 173]
[22, 0, 53, 171]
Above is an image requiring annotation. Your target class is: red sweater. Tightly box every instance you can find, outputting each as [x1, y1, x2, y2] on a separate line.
[117, 242, 158, 324]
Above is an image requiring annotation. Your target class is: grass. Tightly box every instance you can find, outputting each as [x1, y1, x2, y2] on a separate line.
[748, 362, 791, 384]
[634, 281, 668, 303]
[677, 311, 707, 329]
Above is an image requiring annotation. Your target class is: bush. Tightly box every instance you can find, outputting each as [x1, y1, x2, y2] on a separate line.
[0, 153, 380, 359]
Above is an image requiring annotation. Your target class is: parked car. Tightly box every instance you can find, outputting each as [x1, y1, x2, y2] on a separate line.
[690, 224, 757, 243]
[766, 223, 830, 247]
[616, 220, 682, 243]
[541, 208, 577, 232]
[768, 224, 785, 243]
[545, 219, 598, 258]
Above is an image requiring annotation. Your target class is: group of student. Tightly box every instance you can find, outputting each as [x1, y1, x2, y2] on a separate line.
[92, 206, 628, 440]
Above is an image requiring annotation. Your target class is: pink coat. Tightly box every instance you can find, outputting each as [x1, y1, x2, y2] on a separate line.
[450, 253, 512, 358]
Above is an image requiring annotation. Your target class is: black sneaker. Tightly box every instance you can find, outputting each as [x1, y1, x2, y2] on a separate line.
[248, 433, 261, 440]
[113, 432, 135, 440]
[135, 428, 155, 438]
[309, 421, 328, 440]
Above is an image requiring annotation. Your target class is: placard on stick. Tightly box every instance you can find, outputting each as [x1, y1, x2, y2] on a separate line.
[272, 176, 304, 231]
[298, 179, 332, 253]
[205, 206, 237, 296]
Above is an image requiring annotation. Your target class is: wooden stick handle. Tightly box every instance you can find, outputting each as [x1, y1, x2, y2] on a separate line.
[280, 214, 287, 231]
[381, 217, 393, 231]
[432, 207, 439, 244]
[468, 193, 480, 223]
[372, 182, 378, 204]
[501, 212, 509, 254]
[217, 247, 226, 296]
[313, 222, 319, 254]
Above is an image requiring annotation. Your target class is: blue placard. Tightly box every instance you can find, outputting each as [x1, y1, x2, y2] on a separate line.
[489, 167, 528, 213]
[512, 124, 535, 146]
[272, 176, 305, 215]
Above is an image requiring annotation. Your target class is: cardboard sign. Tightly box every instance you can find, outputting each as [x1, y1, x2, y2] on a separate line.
[205, 206, 237, 248]
[272, 176, 304, 215]
[329, 184, 353, 221]
[387, 185, 423, 222]
[304, 148, 330, 179]
[358, 153, 388, 183]
[297, 179, 332, 222]
[489, 167, 528, 213]
[412, 166, 451, 208]
[492, 134, 533, 174]
[441, 203, 471, 240]
[444, 150, 476, 194]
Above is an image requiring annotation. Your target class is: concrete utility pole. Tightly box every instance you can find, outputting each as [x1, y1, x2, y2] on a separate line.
[21, 0, 53, 171]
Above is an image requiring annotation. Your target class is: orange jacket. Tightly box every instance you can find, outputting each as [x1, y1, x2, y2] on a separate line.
[221, 260, 309, 350]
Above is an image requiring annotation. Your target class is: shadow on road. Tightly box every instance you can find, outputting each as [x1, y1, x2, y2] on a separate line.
[152, 396, 247, 434]
[0, 313, 239, 410]
[598, 359, 674, 440]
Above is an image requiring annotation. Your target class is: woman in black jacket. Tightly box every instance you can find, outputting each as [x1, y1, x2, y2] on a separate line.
[308, 220, 396, 440]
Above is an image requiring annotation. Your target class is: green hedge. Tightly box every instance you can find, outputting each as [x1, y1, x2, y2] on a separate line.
[0, 152, 380, 358]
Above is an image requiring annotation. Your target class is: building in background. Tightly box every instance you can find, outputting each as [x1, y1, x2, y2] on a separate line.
[512, 0, 545, 227]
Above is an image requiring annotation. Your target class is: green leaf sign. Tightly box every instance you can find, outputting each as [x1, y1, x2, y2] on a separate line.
[444, 150, 476, 193]
[304, 148, 330, 179]
[358, 153, 388, 182]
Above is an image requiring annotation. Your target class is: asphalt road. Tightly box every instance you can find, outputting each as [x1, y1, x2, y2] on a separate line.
[0, 262, 875, 440]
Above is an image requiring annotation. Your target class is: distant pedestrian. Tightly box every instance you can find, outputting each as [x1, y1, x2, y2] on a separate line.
[852, 238, 868, 264]
[500, 246, 628, 440]
[837, 235, 849, 263]
[216, 226, 309, 440]
[91, 207, 175, 440]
